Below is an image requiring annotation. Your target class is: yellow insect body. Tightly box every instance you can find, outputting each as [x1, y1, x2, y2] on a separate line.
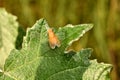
[47, 28, 60, 49]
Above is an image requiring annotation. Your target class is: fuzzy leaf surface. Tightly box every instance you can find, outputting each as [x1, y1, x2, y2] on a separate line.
[0, 19, 112, 80]
[0, 8, 18, 69]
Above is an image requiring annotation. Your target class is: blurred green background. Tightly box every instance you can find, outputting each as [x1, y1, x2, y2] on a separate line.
[0, 0, 120, 80]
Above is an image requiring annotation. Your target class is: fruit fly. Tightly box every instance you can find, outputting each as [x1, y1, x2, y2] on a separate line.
[45, 24, 60, 49]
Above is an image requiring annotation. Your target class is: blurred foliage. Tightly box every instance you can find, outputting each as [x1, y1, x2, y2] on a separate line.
[0, 0, 120, 80]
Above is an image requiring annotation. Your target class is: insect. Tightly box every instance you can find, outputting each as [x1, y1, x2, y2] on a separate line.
[45, 24, 61, 49]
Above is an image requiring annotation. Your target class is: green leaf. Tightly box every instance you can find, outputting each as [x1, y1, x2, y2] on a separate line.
[0, 19, 112, 80]
[83, 60, 112, 80]
[0, 8, 18, 69]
